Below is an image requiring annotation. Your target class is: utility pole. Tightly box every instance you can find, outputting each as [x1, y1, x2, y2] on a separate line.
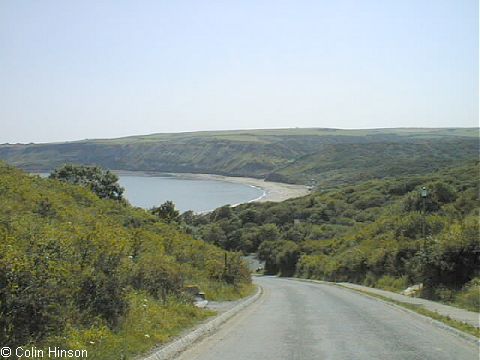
[421, 186, 428, 247]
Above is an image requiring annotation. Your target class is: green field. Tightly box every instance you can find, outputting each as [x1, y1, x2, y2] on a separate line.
[86, 127, 479, 143]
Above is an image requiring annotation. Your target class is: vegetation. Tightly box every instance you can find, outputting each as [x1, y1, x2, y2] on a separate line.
[0, 162, 251, 358]
[265, 140, 479, 187]
[151, 201, 180, 223]
[0, 128, 477, 187]
[1, 128, 478, 350]
[187, 161, 480, 310]
[49, 164, 125, 200]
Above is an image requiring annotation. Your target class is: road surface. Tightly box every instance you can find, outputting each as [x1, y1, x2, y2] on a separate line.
[177, 277, 478, 360]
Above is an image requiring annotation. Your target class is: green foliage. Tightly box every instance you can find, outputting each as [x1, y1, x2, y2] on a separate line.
[0, 163, 250, 356]
[403, 181, 457, 212]
[151, 200, 180, 223]
[190, 162, 479, 306]
[275, 241, 300, 277]
[211, 205, 233, 221]
[258, 241, 280, 274]
[408, 215, 480, 296]
[266, 140, 479, 186]
[374, 275, 409, 292]
[45, 292, 214, 360]
[454, 278, 480, 312]
[200, 224, 228, 248]
[49, 164, 124, 200]
[257, 240, 299, 276]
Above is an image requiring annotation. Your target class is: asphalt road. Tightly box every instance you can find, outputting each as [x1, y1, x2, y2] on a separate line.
[177, 277, 478, 360]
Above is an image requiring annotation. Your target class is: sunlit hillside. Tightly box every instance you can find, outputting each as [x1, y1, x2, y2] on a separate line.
[0, 162, 251, 359]
[0, 128, 478, 187]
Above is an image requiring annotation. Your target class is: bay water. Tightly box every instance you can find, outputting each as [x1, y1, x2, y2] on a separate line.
[35, 172, 264, 213]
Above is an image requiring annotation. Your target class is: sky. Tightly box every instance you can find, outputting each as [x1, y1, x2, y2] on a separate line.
[0, 0, 478, 143]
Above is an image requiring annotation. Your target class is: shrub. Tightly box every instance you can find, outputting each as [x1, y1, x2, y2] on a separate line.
[454, 278, 480, 312]
[375, 275, 409, 292]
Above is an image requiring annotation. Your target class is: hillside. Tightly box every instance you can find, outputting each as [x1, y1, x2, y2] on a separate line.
[186, 161, 480, 310]
[0, 162, 251, 359]
[0, 128, 478, 187]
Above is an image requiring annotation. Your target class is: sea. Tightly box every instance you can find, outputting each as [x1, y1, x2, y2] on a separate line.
[34, 172, 265, 213]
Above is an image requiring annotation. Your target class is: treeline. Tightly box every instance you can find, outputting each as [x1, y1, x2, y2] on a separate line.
[186, 162, 480, 310]
[0, 163, 250, 358]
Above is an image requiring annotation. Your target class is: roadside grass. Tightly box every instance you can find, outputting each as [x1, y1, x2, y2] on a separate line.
[364, 277, 479, 314]
[449, 279, 480, 313]
[51, 284, 256, 359]
[198, 282, 256, 301]
[369, 275, 409, 293]
[43, 291, 216, 360]
[340, 286, 480, 339]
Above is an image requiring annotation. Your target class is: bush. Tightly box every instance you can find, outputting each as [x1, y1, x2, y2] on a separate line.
[454, 278, 480, 312]
[375, 275, 409, 292]
[50, 164, 124, 201]
[0, 163, 252, 351]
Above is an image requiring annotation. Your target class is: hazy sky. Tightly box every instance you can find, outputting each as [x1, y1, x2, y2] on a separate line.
[0, 0, 478, 143]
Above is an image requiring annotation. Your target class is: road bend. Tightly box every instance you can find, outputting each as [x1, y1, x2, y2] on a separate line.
[176, 276, 478, 360]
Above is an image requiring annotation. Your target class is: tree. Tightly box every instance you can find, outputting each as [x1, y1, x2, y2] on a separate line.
[151, 201, 180, 223]
[256, 224, 280, 246]
[403, 182, 456, 213]
[200, 224, 227, 247]
[276, 241, 300, 277]
[179, 210, 195, 225]
[212, 205, 232, 221]
[49, 164, 124, 200]
[258, 240, 281, 274]
[239, 209, 257, 224]
[257, 240, 300, 276]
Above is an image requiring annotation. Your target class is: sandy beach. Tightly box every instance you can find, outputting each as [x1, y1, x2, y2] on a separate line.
[114, 170, 310, 203]
[178, 173, 311, 203]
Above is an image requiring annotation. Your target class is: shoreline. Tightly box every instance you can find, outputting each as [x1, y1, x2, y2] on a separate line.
[113, 170, 311, 203]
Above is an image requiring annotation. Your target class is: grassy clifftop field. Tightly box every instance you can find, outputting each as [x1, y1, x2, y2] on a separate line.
[0, 163, 251, 359]
[0, 128, 478, 186]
